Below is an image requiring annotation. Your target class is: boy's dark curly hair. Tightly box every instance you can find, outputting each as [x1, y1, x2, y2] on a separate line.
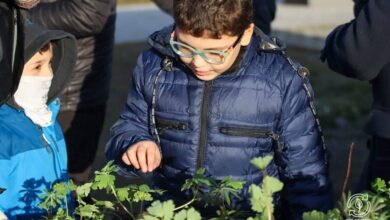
[173, 0, 253, 38]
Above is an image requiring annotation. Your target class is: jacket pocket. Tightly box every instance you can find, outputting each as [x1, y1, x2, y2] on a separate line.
[220, 126, 282, 151]
[156, 117, 187, 134]
[219, 127, 272, 138]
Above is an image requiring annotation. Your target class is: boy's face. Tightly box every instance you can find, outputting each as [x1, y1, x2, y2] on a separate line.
[173, 25, 254, 81]
[22, 45, 53, 77]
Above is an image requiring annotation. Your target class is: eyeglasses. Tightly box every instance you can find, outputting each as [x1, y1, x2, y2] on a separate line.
[170, 33, 243, 65]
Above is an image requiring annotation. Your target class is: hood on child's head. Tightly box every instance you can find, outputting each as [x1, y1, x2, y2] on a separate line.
[24, 21, 76, 102]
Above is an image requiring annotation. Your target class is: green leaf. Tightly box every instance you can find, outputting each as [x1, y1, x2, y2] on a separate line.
[139, 184, 151, 192]
[94, 200, 115, 210]
[249, 184, 265, 213]
[173, 210, 187, 220]
[92, 173, 116, 190]
[77, 204, 100, 218]
[76, 183, 93, 198]
[221, 176, 245, 190]
[224, 191, 232, 206]
[302, 210, 327, 220]
[250, 156, 273, 170]
[116, 187, 129, 202]
[52, 182, 69, 197]
[146, 200, 176, 220]
[142, 215, 159, 220]
[372, 178, 387, 193]
[325, 209, 342, 220]
[100, 160, 120, 174]
[133, 190, 153, 202]
[181, 168, 213, 192]
[262, 176, 283, 194]
[195, 168, 206, 176]
[186, 208, 201, 220]
[162, 200, 175, 220]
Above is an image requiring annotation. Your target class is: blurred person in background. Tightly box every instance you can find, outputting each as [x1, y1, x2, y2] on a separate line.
[321, 0, 390, 190]
[0, 0, 39, 105]
[0, 2, 39, 218]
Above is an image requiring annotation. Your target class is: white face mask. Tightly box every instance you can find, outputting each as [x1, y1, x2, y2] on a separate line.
[14, 75, 54, 127]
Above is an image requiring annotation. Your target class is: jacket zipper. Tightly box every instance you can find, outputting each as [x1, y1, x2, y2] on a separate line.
[220, 127, 282, 151]
[197, 81, 212, 169]
[11, 8, 18, 73]
[219, 127, 271, 138]
[38, 127, 52, 153]
[268, 132, 282, 152]
[156, 117, 187, 134]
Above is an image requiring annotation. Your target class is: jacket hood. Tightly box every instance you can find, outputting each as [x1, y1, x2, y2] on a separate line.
[23, 22, 77, 103]
[147, 24, 176, 58]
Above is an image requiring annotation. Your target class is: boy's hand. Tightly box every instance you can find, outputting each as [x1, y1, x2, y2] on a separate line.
[122, 140, 161, 173]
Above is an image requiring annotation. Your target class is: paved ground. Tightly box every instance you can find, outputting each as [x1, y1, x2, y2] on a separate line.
[115, 0, 354, 49]
[115, 4, 173, 43]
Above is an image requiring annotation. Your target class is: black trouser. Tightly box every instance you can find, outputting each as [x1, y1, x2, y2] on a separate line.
[356, 136, 390, 191]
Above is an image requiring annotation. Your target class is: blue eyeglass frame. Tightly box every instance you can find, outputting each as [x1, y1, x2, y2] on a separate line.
[170, 32, 244, 65]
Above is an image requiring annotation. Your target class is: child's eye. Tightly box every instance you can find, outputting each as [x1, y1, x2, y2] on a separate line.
[35, 65, 41, 70]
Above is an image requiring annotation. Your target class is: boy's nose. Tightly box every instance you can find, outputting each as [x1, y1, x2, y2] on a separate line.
[191, 54, 207, 68]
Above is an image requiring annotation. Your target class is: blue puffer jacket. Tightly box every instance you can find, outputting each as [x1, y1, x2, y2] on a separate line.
[0, 99, 70, 219]
[106, 25, 332, 219]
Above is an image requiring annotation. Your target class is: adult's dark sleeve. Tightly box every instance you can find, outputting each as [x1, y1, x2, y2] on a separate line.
[0, 1, 24, 105]
[152, 0, 173, 15]
[253, 0, 276, 35]
[321, 0, 390, 81]
[29, 0, 114, 38]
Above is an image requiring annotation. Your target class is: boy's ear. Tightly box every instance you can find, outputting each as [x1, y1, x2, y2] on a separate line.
[240, 23, 255, 46]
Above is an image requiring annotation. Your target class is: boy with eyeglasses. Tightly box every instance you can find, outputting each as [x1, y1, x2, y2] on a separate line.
[105, 0, 332, 218]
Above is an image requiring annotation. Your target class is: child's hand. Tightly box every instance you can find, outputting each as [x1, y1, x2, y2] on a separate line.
[121, 140, 161, 173]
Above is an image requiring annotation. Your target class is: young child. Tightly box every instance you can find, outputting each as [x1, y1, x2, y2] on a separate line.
[105, 0, 332, 218]
[0, 22, 76, 219]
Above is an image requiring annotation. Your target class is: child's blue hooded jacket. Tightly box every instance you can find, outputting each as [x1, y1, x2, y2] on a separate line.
[0, 99, 68, 219]
[106, 25, 332, 219]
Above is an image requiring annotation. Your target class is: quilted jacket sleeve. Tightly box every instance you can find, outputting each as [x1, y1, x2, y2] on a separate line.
[29, 0, 115, 38]
[105, 54, 155, 176]
[321, 0, 390, 81]
[276, 66, 333, 219]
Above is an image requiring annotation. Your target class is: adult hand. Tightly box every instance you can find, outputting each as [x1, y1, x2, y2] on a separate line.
[122, 140, 161, 173]
[15, 0, 40, 9]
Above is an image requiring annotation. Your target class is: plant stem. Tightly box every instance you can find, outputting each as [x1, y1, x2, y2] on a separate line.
[129, 198, 134, 214]
[174, 190, 199, 211]
[110, 185, 137, 219]
[174, 197, 197, 211]
[267, 204, 273, 220]
[140, 202, 144, 215]
[341, 143, 355, 201]
[65, 196, 69, 218]
[263, 171, 274, 220]
[105, 210, 123, 220]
